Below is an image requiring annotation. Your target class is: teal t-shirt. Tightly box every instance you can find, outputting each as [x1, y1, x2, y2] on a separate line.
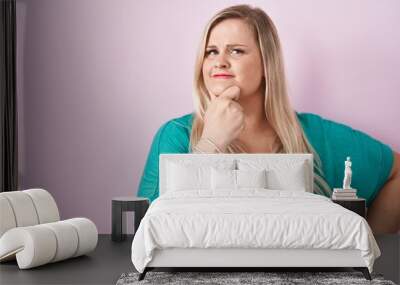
[137, 112, 394, 207]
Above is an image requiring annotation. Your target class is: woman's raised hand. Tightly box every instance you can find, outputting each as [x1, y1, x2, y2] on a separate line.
[201, 85, 245, 151]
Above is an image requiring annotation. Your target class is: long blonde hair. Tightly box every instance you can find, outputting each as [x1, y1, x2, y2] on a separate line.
[190, 4, 331, 197]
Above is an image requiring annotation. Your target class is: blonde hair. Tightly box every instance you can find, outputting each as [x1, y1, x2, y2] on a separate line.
[190, 4, 331, 197]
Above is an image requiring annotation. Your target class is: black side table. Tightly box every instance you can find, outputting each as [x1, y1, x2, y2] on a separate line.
[112, 197, 149, 242]
[332, 198, 366, 218]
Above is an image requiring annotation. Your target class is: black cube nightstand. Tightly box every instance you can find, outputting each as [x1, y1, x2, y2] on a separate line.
[331, 198, 366, 218]
[111, 197, 149, 242]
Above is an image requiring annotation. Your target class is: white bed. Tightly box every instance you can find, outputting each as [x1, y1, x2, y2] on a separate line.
[131, 154, 380, 281]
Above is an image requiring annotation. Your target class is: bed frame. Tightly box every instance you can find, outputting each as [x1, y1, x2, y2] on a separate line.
[138, 154, 372, 281]
[140, 248, 371, 280]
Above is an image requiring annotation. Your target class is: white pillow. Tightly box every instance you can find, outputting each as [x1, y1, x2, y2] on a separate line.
[166, 160, 235, 192]
[167, 162, 209, 191]
[266, 163, 307, 191]
[211, 168, 268, 190]
[211, 168, 236, 190]
[237, 169, 267, 188]
[237, 159, 309, 192]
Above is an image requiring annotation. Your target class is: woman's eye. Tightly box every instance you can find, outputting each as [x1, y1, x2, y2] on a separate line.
[231, 49, 244, 55]
[205, 48, 244, 57]
[205, 49, 217, 56]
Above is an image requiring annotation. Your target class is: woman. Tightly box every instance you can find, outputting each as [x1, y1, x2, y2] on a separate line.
[137, 5, 400, 234]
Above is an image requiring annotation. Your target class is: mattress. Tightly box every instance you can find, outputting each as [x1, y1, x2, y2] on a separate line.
[131, 189, 380, 273]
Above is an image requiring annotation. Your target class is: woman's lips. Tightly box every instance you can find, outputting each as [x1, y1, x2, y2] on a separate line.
[213, 75, 234, 79]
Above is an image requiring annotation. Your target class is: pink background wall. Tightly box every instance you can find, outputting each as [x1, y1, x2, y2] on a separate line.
[16, 0, 400, 233]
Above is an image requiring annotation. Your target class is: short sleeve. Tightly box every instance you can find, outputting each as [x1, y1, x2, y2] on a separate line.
[361, 133, 394, 207]
[136, 118, 191, 202]
[301, 113, 395, 207]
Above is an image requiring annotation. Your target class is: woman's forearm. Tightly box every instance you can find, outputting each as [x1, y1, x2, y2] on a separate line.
[366, 175, 400, 234]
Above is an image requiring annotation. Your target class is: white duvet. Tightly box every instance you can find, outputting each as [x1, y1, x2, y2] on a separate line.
[131, 189, 380, 273]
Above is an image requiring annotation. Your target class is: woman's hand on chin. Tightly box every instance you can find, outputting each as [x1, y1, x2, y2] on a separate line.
[201, 85, 245, 151]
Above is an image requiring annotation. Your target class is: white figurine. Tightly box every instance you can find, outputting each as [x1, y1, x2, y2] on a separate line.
[342, 156, 352, 189]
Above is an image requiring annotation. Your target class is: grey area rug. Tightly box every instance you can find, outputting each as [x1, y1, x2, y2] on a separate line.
[116, 271, 396, 285]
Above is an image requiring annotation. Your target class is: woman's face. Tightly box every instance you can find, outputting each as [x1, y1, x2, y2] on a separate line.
[202, 18, 264, 99]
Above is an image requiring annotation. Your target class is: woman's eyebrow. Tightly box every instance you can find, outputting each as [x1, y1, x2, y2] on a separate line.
[206, 44, 248, 49]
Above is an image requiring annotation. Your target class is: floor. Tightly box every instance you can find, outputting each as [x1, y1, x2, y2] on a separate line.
[0, 234, 399, 285]
[0, 235, 134, 285]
